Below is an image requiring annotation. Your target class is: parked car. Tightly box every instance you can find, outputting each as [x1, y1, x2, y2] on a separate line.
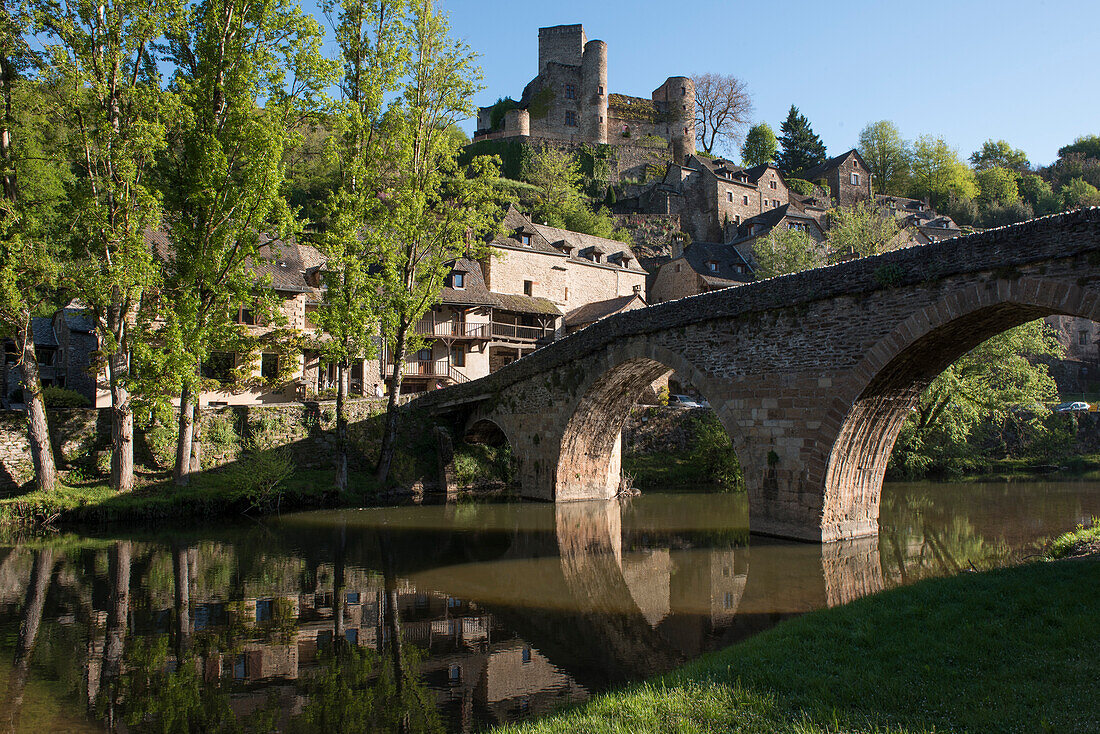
[668, 394, 703, 409]
[1054, 401, 1090, 413]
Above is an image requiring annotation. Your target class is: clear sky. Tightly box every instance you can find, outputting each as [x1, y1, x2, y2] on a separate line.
[431, 0, 1100, 166]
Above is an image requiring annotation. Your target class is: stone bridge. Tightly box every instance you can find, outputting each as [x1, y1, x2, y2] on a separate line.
[414, 209, 1100, 542]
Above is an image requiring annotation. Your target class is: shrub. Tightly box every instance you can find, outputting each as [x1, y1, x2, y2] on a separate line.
[225, 442, 295, 513]
[690, 411, 743, 491]
[41, 386, 91, 408]
[786, 177, 815, 196]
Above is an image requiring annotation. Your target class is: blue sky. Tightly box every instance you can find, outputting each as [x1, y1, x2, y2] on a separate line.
[431, 0, 1099, 166]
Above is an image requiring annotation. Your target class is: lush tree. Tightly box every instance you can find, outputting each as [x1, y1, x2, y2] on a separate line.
[154, 0, 334, 486]
[0, 10, 64, 491]
[373, 0, 502, 485]
[977, 199, 1033, 228]
[969, 139, 1029, 171]
[942, 194, 978, 228]
[751, 226, 824, 279]
[521, 146, 628, 242]
[33, 0, 181, 493]
[857, 120, 910, 195]
[692, 72, 752, 156]
[1057, 134, 1100, 161]
[825, 200, 909, 261]
[1048, 153, 1100, 190]
[313, 0, 407, 492]
[908, 135, 978, 209]
[975, 166, 1020, 210]
[740, 122, 777, 167]
[890, 321, 1063, 479]
[1018, 173, 1063, 216]
[1060, 177, 1100, 208]
[775, 105, 826, 177]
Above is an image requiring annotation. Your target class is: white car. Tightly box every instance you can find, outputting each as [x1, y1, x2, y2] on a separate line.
[1054, 401, 1090, 413]
[669, 394, 704, 409]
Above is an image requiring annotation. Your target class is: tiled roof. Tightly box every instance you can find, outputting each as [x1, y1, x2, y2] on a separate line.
[680, 242, 754, 283]
[564, 293, 644, 328]
[492, 292, 562, 316]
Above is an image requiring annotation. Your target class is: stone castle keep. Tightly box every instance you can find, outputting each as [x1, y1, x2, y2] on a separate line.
[475, 24, 696, 164]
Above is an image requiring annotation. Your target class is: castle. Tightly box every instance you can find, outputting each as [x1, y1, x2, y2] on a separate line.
[474, 24, 696, 164]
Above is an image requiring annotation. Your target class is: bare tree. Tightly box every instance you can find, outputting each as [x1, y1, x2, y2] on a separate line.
[693, 73, 753, 157]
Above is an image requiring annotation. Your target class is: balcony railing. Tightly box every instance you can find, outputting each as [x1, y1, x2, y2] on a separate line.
[413, 319, 490, 339]
[388, 357, 470, 384]
[490, 322, 554, 342]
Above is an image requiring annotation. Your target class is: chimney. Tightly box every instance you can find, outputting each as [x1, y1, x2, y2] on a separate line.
[671, 232, 686, 259]
[633, 284, 642, 296]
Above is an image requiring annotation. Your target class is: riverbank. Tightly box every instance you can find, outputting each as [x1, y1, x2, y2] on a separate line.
[495, 554, 1100, 734]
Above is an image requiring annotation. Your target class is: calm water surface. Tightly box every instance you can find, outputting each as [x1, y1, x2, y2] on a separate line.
[1, 481, 1098, 732]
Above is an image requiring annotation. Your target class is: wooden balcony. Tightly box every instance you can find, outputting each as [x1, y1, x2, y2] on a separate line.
[413, 318, 490, 340]
[490, 322, 555, 343]
[388, 357, 470, 384]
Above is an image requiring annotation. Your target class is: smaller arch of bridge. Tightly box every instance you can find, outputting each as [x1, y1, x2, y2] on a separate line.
[820, 276, 1100, 540]
[554, 340, 747, 502]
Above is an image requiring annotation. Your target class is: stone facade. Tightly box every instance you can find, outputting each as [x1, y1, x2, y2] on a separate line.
[414, 209, 1100, 543]
[800, 150, 873, 208]
[474, 24, 695, 165]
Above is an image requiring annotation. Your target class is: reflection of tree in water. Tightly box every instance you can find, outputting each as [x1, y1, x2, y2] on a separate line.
[880, 488, 1009, 585]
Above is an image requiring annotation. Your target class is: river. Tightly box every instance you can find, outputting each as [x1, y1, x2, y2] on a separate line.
[0, 480, 1097, 732]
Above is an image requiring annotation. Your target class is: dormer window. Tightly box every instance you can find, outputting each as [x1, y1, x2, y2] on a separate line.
[521, 234, 531, 247]
[451, 271, 466, 289]
[706, 261, 718, 272]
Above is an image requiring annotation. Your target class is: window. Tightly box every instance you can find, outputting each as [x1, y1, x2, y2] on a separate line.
[675, 263, 681, 272]
[451, 344, 466, 368]
[448, 665, 462, 683]
[521, 234, 531, 246]
[522, 647, 532, 663]
[681, 86, 686, 96]
[255, 599, 273, 623]
[598, 85, 604, 95]
[564, 83, 576, 99]
[452, 271, 465, 288]
[345, 628, 359, 645]
[237, 307, 255, 325]
[735, 215, 741, 224]
[727, 191, 733, 202]
[742, 195, 749, 205]
[850, 172, 860, 185]
[346, 592, 360, 604]
[523, 280, 533, 296]
[770, 180, 777, 189]
[564, 110, 577, 127]
[724, 592, 734, 609]
[203, 352, 235, 383]
[416, 347, 432, 362]
[1079, 330, 1089, 346]
[773, 199, 780, 207]
[261, 353, 279, 381]
[706, 261, 718, 272]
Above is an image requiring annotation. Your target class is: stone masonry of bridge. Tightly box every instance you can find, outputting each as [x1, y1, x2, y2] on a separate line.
[415, 209, 1100, 542]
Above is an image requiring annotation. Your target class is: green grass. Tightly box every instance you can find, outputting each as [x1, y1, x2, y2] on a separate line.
[0, 467, 376, 530]
[622, 452, 714, 490]
[1048, 518, 1100, 559]
[495, 558, 1100, 734]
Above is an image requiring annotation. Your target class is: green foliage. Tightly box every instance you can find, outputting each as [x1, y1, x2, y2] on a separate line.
[40, 386, 91, 408]
[752, 227, 825, 279]
[975, 166, 1020, 210]
[487, 96, 519, 131]
[689, 411, 742, 491]
[1060, 177, 1100, 208]
[889, 320, 1065, 480]
[857, 120, 911, 195]
[522, 147, 629, 241]
[741, 122, 777, 167]
[1048, 518, 1100, 559]
[909, 135, 978, 208]
[1057, 134, 1100, 160]
[775, 105, 826, 176]
[784, 178, 814, 196]
[225, 441, 295, 513]
[969, 139, 1030, 171]
[452, 441, 514, 486]
[942, 193, 979, 228]
[527, 86, 554, 119]
[825, 200, 908, 261]
[458, 138, 533, 180]
[1018, 173, 1063, 216]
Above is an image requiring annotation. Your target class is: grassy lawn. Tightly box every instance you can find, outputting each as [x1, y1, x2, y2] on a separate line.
[495, 557, 1100, 734]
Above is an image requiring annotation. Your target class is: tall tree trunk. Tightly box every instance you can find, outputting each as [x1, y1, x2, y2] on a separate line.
[99, 541, 130, 729]
[376, 324, 409, 485]
[333, 522, 346, 651]
[17, 321, 57, 493]
[379, 535, 404, 701]
[173, 542, 191, 659]
[335, 362, 349, 492]
[190, 400, 203, 474]
[6, 548, 55, 731]
[107, 349, 134, 494]
[174, 382, 194, 485]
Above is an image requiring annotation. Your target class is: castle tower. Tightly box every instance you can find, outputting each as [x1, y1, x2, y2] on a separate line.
[538, 24, 586, 74]
[581, 39, 608, 145]
[654, 76, 696, 164]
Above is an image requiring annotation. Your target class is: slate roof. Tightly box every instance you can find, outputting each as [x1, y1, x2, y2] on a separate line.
[731, 204, 820, 242]
[31, 317, 57, 347]
[564, 293, 645, 328]
[798, 149, 869, 181]
[61, 307, 95, 334]
[439, 257, 497, 307]
[680, 242, 754, 283]
[494, 206, 647, 273]
[492, 292, 562, 316]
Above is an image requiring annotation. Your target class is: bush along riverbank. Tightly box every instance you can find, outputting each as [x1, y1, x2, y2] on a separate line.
[0, 400, 497, 530]
[621, 407, 743, 491]
[495, 553, 1100, 734]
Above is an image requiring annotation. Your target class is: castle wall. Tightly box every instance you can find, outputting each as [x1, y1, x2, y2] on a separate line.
[538, 24, 585, 73]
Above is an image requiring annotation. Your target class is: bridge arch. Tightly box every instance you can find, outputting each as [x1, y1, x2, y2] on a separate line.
[821, 277, 1100, 540]
[554, 340, 745, 501]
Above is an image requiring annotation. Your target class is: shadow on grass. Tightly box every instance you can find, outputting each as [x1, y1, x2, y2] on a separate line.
[497, 558, 1100, 734]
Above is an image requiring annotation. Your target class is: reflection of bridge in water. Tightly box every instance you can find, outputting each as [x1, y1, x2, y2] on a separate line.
[0, 498, 885, 732]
